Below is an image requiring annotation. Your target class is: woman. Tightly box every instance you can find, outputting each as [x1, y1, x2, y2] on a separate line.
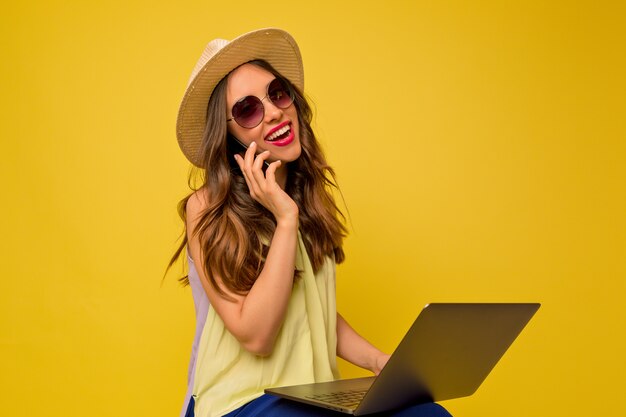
[172, 28, 451, 417]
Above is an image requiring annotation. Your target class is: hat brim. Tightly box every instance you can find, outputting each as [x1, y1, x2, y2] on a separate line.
[176, 28, 304, 167]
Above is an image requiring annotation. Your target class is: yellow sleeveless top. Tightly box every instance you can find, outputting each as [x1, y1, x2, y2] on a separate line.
[191, 233, 340, 417]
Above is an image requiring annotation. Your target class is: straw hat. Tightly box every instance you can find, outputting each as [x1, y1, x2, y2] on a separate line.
[176, 28, 304, 167]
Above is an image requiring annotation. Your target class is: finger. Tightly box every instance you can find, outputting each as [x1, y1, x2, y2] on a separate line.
[233, 153, 244, 169]
[241, 143, 264, 196]
[264, 160, 282, 185]
[252, 149, 271, 171]
[234, 154, 255, 194]
[250, 150, 271, 187]
[241, 143, 273, 202]
[234, 153, 248, 175]
[243, 141, 257, 169]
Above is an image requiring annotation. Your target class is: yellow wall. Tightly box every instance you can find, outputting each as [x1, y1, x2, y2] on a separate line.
[1, 1, 624, 416]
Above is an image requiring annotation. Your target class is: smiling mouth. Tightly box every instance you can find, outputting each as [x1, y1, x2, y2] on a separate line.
[265, 123, 291, 142]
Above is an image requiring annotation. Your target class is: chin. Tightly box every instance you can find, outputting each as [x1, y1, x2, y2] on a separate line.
[287, 141, 302, 162]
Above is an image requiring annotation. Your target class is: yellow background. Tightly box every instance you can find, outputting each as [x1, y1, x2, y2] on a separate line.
[2, 1, 625, 416]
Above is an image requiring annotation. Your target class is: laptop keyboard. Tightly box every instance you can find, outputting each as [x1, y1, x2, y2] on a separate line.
[306, 389, 368, 409]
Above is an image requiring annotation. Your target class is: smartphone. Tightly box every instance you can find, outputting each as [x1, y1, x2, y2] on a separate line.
[227, 134, 270, 169]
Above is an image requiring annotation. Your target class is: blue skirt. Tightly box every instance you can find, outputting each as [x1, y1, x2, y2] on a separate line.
[219, 394, 453, 417]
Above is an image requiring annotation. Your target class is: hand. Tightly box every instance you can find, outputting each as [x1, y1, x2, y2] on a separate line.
[372, 353, 391, 376]
[233, 142, 298, 225]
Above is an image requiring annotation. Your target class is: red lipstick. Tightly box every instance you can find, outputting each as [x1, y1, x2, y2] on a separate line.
[264, 121, 294, 147]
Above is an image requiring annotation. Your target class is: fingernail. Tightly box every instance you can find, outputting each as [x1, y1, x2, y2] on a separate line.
[250, 142, 256, 148]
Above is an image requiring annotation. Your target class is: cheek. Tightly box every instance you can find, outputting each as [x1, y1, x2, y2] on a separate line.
[229, 125, 263, 147]
[288, 109, 301, 135]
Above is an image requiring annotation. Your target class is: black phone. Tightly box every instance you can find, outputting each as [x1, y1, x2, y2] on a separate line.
[227, 134, 270, 169]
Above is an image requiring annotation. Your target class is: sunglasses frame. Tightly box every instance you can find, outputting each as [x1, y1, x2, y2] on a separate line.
[226, 78, 295, 129]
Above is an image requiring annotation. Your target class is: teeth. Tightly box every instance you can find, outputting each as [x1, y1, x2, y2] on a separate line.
[267, 124, 290, 141]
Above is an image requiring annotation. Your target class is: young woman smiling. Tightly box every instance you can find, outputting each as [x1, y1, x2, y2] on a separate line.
[171, 28, 452, 417]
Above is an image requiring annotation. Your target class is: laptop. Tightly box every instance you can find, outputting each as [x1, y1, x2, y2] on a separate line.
[266, 302, 540, 415]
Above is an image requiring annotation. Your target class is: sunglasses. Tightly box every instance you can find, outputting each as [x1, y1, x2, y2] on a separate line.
[227, 78, 295, 129]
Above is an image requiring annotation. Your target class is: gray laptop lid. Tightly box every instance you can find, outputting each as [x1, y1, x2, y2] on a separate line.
[267, 303, 540, 415]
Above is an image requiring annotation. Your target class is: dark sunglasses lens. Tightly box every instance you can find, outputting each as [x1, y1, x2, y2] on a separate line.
[268, 78, 294, 109]
[232, 96, 264, 128]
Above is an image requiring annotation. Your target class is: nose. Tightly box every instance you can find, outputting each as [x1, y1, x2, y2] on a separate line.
[263, 97, 283, 123]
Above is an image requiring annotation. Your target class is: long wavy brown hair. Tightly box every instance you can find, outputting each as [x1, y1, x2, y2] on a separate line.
[168, 59, 347, 296]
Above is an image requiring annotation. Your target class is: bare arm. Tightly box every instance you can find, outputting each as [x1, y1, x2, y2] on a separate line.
[336, 313, 390, 375]
[187, 145, 298, 356]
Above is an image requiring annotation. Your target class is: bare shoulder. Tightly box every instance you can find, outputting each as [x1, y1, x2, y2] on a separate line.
[185, 188, 212, 249]
[186, 187, 210, 219]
